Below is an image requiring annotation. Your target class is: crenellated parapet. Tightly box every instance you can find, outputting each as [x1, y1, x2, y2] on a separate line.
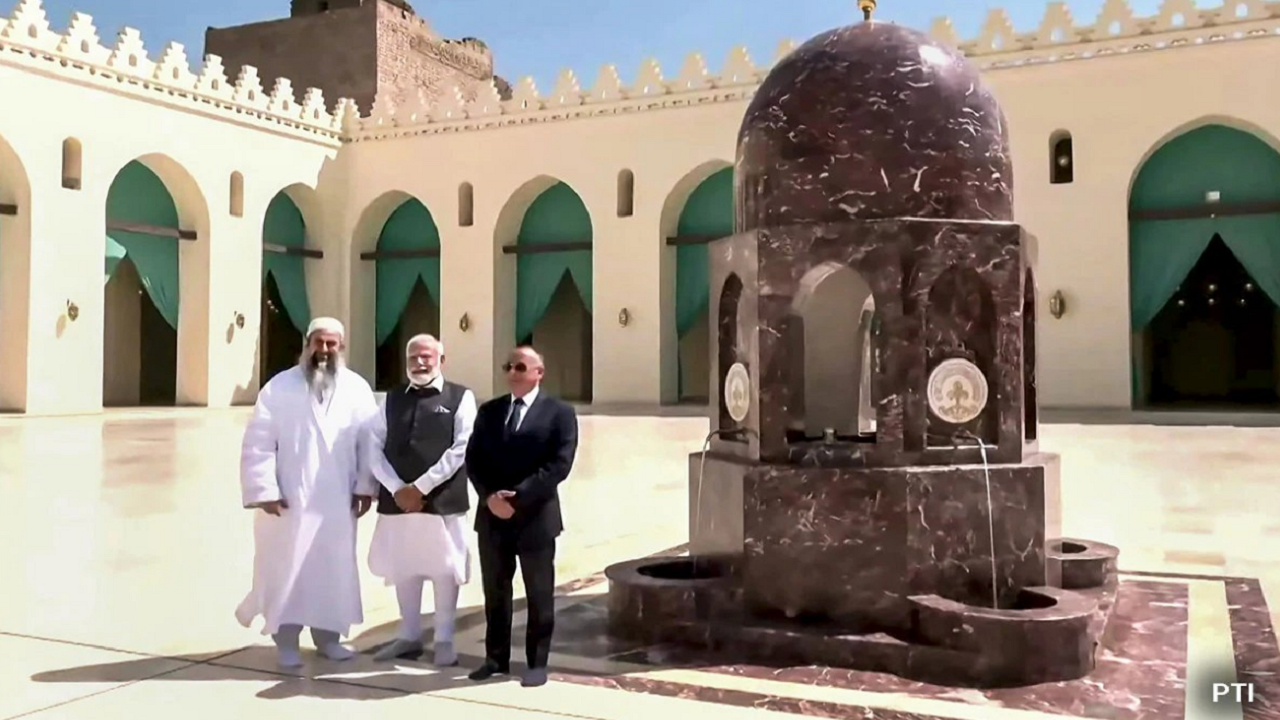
[350, 40, 800, 141]
[348, 0, 1280, 140]
[932, 0, 1280, 67]
[0, 0, 356, 143]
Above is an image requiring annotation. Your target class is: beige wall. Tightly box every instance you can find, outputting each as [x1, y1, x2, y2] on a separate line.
[5, 0, 1280, 413]
[0, 47, 341, 414]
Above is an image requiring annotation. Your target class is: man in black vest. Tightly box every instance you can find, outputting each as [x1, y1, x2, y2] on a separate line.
[465, 345, 578, 688]
[365, 334, 476, 667]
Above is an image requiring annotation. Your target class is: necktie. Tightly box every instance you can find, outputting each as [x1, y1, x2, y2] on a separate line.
[505, 397, 523, 437]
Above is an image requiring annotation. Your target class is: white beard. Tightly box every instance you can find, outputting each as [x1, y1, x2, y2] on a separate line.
[303, 352, 343, 398]
[406, 368, 437, 387]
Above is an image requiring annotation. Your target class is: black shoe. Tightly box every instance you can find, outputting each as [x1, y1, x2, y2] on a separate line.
[468, 661, 508, 681]
[521, 668, 548, 687]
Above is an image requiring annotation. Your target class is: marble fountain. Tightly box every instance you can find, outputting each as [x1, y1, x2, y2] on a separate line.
[603, 5, 1121, 689]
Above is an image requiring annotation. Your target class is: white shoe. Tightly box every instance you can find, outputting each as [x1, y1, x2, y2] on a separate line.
[317, 642, 356, 661]
[374, 638, 424, 662]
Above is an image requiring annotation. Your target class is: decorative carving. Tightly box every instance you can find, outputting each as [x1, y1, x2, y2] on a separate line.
[57, 12, 108, 64]
[300, 87, 330, 124]
[432, 82, 466, 121]
[155, 42, 194, 88]
[467, 79, 504, 117]
[3, 0, 59, 53]
[587, 64, 626, 103]
[505, 76, 542, 113]
[107, 27, 153, 79]
[546, 68, 583, 107]
[268, 77, 299, 119]
[631, 58, 667, 96]
[196, 54, 232, 99]
[719, 46, 758, 86]
[672, 52, 709, 92]
[233, 65, 267, 110]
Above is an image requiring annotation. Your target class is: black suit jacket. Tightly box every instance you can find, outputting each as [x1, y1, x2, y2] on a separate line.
[465, 390, 578, 551]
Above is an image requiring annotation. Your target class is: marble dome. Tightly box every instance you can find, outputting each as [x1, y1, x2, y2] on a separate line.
[734, 21, 1013, 231]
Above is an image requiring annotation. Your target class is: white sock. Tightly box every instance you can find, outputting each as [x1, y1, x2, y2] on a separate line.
[431, 578, 460, 644]
[273, 624, 303, 666]
[395, 579, 425, 642]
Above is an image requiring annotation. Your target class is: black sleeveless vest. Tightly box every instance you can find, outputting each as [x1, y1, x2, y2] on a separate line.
[377, 380, 470, 516]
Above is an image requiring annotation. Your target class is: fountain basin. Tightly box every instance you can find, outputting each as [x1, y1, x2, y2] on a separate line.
[605, 556, 740, 644]
[604, 535, 1119, 688]
[1049, 537, 1120, 589]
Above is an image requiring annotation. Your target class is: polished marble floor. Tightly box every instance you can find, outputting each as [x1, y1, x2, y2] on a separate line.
[0, 409, 1277, 719]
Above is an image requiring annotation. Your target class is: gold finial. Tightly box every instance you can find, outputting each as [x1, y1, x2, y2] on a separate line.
[858, 0, 877, 21]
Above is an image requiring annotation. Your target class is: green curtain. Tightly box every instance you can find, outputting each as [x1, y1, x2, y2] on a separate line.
[375, 199, 441, 346]
[674, 168, 732, 396]
[1128, 218, 1215, 331]
[675, 168, 732, 338]
[515, 182, 593, 342]
[261, 193, 311, 332]
[105, 236, 127, 282]
[104, 161, 180, 329]
[1217, 214, 1280, 308]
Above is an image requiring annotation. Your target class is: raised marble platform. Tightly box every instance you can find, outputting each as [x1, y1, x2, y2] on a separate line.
[547, 564, 1278, 719]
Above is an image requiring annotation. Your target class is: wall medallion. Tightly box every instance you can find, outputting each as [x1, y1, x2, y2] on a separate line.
[926, 358, 988, 424]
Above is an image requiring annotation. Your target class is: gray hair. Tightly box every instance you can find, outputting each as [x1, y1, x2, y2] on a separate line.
[405, 334, 444, 356]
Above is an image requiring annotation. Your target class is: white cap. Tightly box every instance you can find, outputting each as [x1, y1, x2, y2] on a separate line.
[306, 316, 345, 339]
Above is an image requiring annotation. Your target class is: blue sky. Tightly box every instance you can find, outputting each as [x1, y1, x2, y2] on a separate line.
[35, 0, 1217, 90]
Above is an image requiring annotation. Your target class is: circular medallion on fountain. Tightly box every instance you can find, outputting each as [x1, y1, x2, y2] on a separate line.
[734, 19, 1012, 231]
[724, 362, 751, 422]
[927, 358, 988, 424]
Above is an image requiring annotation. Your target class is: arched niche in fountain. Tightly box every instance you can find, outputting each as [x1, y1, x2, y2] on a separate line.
[925, 267, 997, 447]
[717, 272, 745, 435]
[787, 262, 877, 442]
[1023, 268, 1038, 442]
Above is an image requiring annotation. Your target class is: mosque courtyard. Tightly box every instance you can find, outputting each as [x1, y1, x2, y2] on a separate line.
[0, 409, 1277, 719]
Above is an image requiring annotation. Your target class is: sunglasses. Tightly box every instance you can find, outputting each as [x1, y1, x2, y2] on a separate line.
[502, 362, 531, 373]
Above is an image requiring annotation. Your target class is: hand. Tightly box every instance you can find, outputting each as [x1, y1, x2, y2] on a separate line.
[394, 485, 425, 513]
[487, 491, 515, 520]
[257, 499, 287, 516]
[353, 495, 373, 518]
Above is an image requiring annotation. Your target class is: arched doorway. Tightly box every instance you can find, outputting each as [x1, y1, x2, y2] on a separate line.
[373, 198, 441, 391]
[260, 191, 312, 383]
[669, 167, 732, 405]
[103, 161, 182, 407]
[1130, 124, 1280, 409]
[0, 133, 31, 412]
[512, 182, 593, 402]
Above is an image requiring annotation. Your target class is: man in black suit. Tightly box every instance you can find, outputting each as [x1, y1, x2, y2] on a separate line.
[465, 345, 578, 688]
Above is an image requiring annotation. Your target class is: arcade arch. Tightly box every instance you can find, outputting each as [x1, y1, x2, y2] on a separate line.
[495, 177, 594, 402]
[660, 162, 733, 405]
[259, 186, 316, 382]
[361, 195, 443, 391]
[0, 133, 32, 411]
[103, 157, 209, 407]
[1129, 123, 1280, 408]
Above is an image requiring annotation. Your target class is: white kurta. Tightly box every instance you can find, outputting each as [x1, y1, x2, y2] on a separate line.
[235, 366, 379, 637]
[365, 375, 476, 587]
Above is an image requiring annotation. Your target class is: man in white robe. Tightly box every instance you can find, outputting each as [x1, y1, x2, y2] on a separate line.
[366, 334, 475, 666]
[235, 317, 379, 668]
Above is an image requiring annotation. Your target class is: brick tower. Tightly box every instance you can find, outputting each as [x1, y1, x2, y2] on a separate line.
[206, 0, 509, 115]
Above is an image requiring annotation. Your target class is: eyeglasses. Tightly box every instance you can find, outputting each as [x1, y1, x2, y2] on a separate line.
[502, 362, 530, 373]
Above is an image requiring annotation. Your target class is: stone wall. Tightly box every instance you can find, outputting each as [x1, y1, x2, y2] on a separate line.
[373, 1, 494, 106]
[207, 0, 496, 115]
[206, 5, 378, 112]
